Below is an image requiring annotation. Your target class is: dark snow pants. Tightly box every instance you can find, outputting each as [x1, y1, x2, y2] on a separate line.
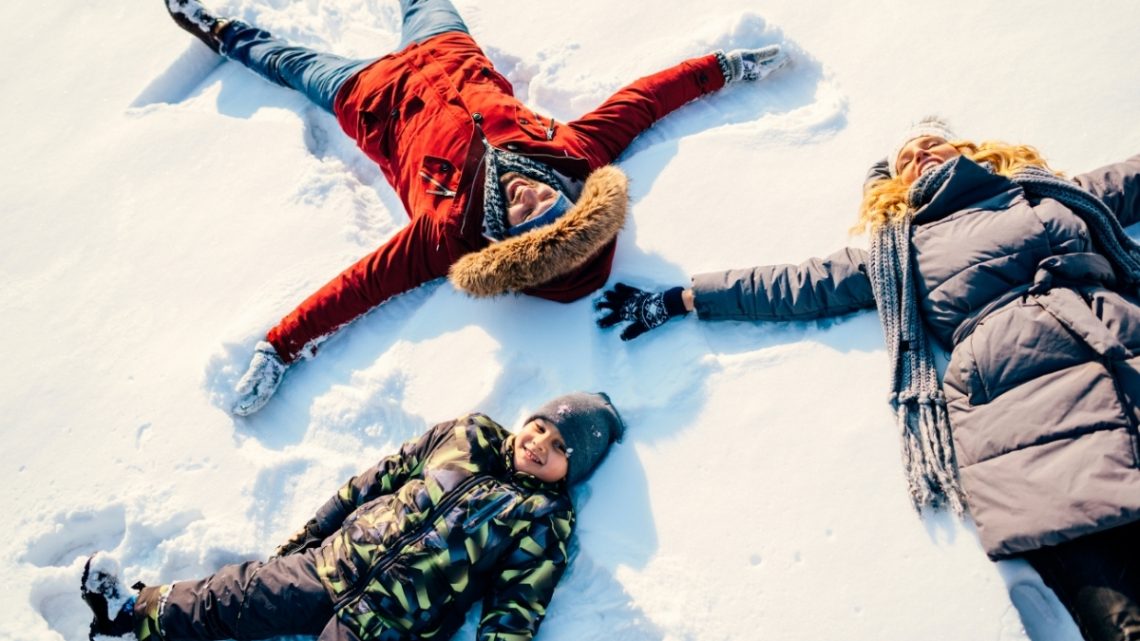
[1022, 520, 1140, 641]
[138, 550, 334, 640]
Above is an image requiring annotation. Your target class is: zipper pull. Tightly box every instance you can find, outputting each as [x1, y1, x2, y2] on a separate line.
[546, 116, 555, 141]
[419, 170, 456, 198]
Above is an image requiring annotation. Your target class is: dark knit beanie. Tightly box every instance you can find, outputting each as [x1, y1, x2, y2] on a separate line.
[482, 147, 568, 241]
[527, 392, 625, 485]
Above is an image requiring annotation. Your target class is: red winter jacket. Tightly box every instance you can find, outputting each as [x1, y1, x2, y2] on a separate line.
[267, 32, 725, 362]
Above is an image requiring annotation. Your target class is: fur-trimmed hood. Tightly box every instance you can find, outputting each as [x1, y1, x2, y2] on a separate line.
[449, 165, 628, 297]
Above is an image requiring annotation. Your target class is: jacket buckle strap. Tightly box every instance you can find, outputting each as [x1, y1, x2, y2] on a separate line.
[1028, 253, 1117, 296]
[1036, 287, 1132, 360]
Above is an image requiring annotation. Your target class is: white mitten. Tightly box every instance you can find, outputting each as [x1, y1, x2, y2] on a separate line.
[232, 341, 288, 416]
[721, 45, 789, 82]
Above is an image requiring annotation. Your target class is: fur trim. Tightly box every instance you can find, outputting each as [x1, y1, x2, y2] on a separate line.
[449, 165, 628, 297]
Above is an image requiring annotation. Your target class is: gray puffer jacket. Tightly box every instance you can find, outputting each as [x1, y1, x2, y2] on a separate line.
[692, 154, 1140, 559]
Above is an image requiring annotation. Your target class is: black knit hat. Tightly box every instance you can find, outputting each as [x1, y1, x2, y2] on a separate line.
[527, 392, 625, 485]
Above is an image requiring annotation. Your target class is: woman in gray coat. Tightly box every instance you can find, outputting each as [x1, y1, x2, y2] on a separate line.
[597, 118, 1140, 641]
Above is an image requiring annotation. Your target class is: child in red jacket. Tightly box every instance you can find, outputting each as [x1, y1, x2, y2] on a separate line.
[164, 0, 790, 416]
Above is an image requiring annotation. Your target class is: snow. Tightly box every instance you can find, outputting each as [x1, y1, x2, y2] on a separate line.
[3, 1, 1139, 640]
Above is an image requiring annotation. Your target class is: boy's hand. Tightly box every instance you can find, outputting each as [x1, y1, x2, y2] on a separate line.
[595, 283, 689, 341]
[273, 519, 324, 558]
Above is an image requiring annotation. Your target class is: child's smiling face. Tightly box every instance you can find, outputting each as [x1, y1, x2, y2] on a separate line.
[513, 418, 570, 483]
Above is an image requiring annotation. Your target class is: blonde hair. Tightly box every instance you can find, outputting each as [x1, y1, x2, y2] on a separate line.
[853, 141, 1056, 234]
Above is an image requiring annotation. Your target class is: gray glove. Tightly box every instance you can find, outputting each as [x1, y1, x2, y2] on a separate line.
[720, 45, 790, 83]
[232, 341, 288, 416]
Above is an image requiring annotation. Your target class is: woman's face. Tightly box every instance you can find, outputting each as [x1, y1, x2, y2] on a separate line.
[513, 418, 569, 483]
[895, 136, 961, 184]
[501, 173, 561, 226]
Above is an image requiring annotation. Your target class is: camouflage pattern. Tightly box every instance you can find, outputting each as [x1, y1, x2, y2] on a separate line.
[312, 413, 575, 641]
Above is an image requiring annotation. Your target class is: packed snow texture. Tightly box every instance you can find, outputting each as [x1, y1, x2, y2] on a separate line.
[3, 1, 1139, 640]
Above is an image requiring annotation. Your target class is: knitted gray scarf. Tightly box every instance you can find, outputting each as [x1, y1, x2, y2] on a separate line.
[868, 161, 965, 514]
[869, 156, 1140, 515]
[1011, 165, 1140, 284]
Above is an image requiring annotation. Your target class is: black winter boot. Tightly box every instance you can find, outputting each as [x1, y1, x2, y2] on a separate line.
[164, 0, 225, 54]
[81, 554, 138, 640]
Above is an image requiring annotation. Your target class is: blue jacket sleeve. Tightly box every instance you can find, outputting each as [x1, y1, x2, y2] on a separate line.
[691, 248, 876, 322]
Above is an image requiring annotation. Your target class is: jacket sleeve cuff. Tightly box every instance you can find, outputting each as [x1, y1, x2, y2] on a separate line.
[713, 50, 734, 84]
[690, 271, 746, 320]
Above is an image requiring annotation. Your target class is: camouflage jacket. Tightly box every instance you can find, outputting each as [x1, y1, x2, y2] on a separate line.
[312, 414, 575, 641]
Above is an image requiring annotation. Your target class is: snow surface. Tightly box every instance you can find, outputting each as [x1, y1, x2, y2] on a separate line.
[3, 1, 1139, 640]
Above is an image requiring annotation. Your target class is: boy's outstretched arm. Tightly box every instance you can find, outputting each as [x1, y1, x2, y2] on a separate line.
[477, 508, 574, 641]
[275, 419, 456, 557]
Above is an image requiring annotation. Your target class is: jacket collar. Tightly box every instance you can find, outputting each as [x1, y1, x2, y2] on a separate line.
[911, 156, 1023, 225]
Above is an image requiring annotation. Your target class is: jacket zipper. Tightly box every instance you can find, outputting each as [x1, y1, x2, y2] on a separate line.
[458, 116, 491, 237]
[459, 145, 488, 237]
[332, 473, 490, 610]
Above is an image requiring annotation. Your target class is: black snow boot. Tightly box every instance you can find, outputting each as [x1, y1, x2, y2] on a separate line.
[164, 0, 225, 54]
[81, 554, 139, 640]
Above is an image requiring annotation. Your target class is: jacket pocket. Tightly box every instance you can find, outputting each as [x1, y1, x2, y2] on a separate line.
[418, 155, 459, 199]
[362, 94, 425, 160]
[515, 105, 555, 141]
[466, 62, 513, 93]
[960, 332, 990, 405]
[462, 492, 517, 530]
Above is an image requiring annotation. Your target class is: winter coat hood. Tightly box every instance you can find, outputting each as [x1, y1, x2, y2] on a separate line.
[448, 165, 628, 297]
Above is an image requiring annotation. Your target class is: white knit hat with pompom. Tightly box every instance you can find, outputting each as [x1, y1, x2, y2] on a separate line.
[888, 116, 958, 177]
